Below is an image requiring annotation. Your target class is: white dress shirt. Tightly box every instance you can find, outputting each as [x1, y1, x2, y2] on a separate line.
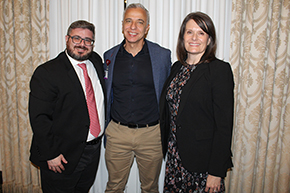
[66, 51, 105, 141]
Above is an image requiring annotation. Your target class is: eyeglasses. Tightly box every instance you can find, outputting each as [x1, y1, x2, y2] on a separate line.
[68, 35, 94, 46]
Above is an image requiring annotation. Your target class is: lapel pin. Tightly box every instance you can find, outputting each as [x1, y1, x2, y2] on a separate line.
[104, 59, 111, 79]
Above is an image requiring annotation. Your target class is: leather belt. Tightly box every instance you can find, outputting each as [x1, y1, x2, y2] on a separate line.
[86, 136, 102, 145]
[112, 118, 159, 129]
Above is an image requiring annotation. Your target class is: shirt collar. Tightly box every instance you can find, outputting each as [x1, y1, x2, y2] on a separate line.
[119, 39, 148, 55]
[65, 50, 88, 67]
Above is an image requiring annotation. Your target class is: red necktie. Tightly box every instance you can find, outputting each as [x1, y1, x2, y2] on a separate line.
[78, 63, 100, 138]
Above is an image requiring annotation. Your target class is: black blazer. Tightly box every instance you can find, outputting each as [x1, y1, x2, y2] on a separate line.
[29, 51, 106, 174]
[160, 59, 234, 177]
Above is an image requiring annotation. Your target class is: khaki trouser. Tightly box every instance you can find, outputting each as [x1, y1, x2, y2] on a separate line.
[105, 120, 163, 193]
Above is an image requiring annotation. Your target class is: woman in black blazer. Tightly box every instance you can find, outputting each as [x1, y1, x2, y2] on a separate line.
[160, 12, 234, 193]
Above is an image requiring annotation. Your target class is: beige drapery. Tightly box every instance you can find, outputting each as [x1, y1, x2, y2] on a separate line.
[0, 0, 49, 192]
[226, 0, 290, 192]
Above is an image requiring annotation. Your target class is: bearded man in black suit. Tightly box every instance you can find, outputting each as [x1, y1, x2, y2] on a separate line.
[28, 20, 106, 193]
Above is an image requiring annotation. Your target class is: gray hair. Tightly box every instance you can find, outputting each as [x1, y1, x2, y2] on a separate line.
[123, 3, 150, 25]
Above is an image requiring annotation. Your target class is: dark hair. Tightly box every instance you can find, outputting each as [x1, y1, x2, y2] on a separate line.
[67, 20, 95, 39]
[176, 12, 217, 65]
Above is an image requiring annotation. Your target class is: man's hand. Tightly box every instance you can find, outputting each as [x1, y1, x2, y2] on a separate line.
[205, 174, 221, 193]
[47, 154, 68, 173]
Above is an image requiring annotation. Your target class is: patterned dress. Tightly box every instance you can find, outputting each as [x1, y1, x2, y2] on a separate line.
[163, 64, 225, 193]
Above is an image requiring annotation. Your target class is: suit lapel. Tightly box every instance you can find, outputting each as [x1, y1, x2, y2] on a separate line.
[59, 52, 91, 112]
[147, 41, 161, 101]
[59, 52, 85, 95]
[106, 44, 121, 93]
[176, 63, 208, 121]
[89, 53, 105, 96]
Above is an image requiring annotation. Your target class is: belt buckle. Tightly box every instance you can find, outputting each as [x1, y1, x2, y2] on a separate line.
[128, 123, 138, 128]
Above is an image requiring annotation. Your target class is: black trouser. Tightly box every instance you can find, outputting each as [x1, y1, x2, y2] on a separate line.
[40, 140, 101, 193]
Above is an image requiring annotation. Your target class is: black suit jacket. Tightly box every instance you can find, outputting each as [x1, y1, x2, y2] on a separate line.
[29, 51, 105, 174]
[160, 59, 234, 177]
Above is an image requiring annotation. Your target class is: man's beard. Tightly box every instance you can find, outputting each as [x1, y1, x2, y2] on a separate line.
[66, 45, 92, 61]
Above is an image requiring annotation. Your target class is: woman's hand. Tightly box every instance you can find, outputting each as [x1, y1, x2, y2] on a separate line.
[205, 174, 221, 193]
